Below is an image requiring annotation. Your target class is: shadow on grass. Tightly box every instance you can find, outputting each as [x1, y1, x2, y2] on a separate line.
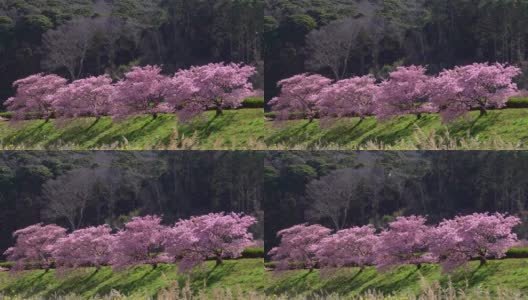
[2, 121, 50, 146]
[264, 270, 317, 296]
[92, 265, 164, 297]
[43, 269, 114, 298]
[3, 270, 51, 296]
[45, 119, 114, 147]
[190, 261, 238, 290]
[443, 261, 501, 291]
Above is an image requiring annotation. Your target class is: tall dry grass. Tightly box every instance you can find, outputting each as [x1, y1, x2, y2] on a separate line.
[0, 278, 525, 300]
[0, 126, 526, 150]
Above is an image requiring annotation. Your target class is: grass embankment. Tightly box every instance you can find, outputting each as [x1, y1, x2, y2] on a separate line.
[4, 108, 528, 150]
[0, 259, 264, 298]
[265, 108, 528, 149]
[263, 259, 528, 297]
[0, 109, 264, 150]
[1, 259, 527, 299]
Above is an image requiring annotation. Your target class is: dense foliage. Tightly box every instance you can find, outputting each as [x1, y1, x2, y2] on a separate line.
[5, 63, 257, 122]
[270, 213, 521, 273]
[4, 213, 257, 273]
[0, 152, 264, 258]
[265, 0, 528, 106]
[268, 224, 331, 271]
[166, 212, 257, 271]
[1, 0, 263, 108]
[264, 152, 528, 254]
[3, 224, 66, 271]
[269, 63, 521, 123]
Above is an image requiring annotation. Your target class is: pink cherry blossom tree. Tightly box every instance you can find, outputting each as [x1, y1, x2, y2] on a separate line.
[165, 212, 256, 272]
[375, 216, 436, 271]
[318, 75, 378, 122]
[315, 225, 378, 271]
[5, 74, 67, 122]
[375, 66, 436, 120]
[3, 224, 67, 271]
[109, 215, 171, 270]
[112, 65, 173, 120]
[430, 63, 521, 122]
[53, 75, 114, 119]
[168, 63, 256, 122]
[269, 74, 332, 122]
[51, 225, 113, 272]
[430, 213, 521, 272]
[268, 224, 331, 271]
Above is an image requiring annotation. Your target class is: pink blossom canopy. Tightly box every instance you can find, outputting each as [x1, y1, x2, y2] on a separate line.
[169, 63, 256, 122]
[52, 225, 113, 270]
[5, 74, 67, 120]
[3, 224, 67, 271]
[109, 215, 171, 270]
[269, 73, 332, 121]
[315, 225, 379, 269]
[430, 212, 521, 272]
[166, 212, 256, 272]
[268, 223, 331, 271]
[375, 216, 436, 271]
[431, 63, 521, 121]
[318, 75, 378, 120]
[375, 66, 437, 120]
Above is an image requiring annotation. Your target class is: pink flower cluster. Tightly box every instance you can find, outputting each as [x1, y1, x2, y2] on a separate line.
[269, 213, 520, 273]
[270, 63, 521, 123]
[5, 63, 256, 122]
[3, 212, 256, 273]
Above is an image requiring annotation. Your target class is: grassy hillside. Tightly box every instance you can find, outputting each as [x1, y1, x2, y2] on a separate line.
[263, 259, 528, 297]
[0, 259, 264, 298]
[0, 109, 264, 150]
[1, 259, 527, 298]
[4, 108, 528, 150]
[264, 109, 528, 149]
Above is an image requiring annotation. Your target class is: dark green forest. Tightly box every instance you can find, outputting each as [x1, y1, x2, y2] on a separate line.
[0, 0, 263, 107]
[264, 0, 528, 106]
[264, 151, 528, 254]
[0, 151, 264, 258]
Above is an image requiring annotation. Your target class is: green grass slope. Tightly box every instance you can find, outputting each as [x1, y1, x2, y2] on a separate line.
[0, 259, 264, 298]
[263, 259, 528, 297]
[0, 109, 264, 150]
[264, 109, 528, 149]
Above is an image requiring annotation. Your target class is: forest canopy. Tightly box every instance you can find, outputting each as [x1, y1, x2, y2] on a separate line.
[264, 0, 528, 106]
[0, 151, 264, 259]
[264, 151, 528, 253]
[0, 0, 263, 107]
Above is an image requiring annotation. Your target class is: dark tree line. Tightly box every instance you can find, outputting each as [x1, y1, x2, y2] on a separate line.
[0, 151, 264, 258]
[264, 151, 528, 254]
[264, 0, 528, 107]
[0, 0, 263, 108]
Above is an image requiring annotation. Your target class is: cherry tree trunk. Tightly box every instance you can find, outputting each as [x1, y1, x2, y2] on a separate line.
[479, 257, 487, 266]
[216, 106, 223, 116]
[216, 256, 223, 266]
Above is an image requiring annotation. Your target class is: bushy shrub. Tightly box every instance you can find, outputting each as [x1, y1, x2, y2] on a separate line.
[264, 112, 277, 119]
[264, 262, 277, 269]
[241, 247, 265, 258]
[0, 261, 14, 269]
[0, 112, 13, 119]
[506, 97, 528, 108]
[242, 97, 265, 108]
[505, 247, 528, 259]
